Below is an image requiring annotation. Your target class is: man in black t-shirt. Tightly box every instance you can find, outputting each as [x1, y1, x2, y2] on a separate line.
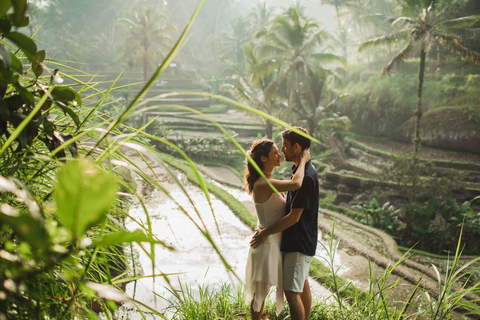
[250, 127, 319, 320]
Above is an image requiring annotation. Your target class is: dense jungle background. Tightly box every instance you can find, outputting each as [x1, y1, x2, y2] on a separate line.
[1, 0, 480, 319]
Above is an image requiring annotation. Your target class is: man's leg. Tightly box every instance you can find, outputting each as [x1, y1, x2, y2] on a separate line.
[283, 252, 312, 320]
[300, 279, 312, 320]
[284, 290, 304, 320]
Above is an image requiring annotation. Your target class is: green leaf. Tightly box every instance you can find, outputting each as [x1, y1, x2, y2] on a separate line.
[32, 50, 45, 78]
[52, 85, 82, 106]
[0, 209, 49, 249]
[0, 18, 11, 34]
[58, 104, 80, 128]
[0, 43, 11, 67]
[4, 31, 37, 61]
[55, 159, 118, 237]
[42, 118, 54, 138]
[0, 0, 11, 19]
[10, 0, 27, 27]
[0, 67, 13, 86]
[94, 229, 173, 249]
[9, 52, 23, 74]
[13, 82, 34, 106]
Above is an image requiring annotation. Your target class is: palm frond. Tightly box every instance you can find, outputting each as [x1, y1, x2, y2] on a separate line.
[436, 33, 480, 65]
[436, 15, 480, 29]
[311, 53, 347, 68]
[435, 0, 470, 21]
[257, 43, 284, 60]
[381, 41, 413, 78]
[264, 78, 279, 103]
[358, 33, 407, 52]
[300, 29, 331, 53]
[392, 16, 419, 27]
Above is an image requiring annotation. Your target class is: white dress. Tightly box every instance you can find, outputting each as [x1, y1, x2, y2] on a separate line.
[245, 192, 286, 315]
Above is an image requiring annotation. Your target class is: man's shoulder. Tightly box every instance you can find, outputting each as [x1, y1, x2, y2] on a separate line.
[305, 162, 319, 179]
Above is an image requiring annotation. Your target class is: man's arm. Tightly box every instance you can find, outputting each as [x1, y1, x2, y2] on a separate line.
[249, 208, 304, 248]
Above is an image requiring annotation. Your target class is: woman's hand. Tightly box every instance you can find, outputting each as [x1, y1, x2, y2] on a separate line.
[300, 149, 311, 163]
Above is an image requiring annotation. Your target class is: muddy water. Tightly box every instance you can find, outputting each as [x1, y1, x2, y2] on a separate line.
[114, 168, 359, 319]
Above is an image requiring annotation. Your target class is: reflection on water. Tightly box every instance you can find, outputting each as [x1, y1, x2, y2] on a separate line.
[114, 172, 349, 319]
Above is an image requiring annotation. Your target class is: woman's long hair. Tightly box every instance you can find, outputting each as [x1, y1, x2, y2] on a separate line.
[244, 139, 275, 194]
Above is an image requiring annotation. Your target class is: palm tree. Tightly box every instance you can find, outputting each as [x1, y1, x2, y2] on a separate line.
[299, 67, 350, 137]
[321, 0, 355, 58]
[260, 6, 346, 122]
[220, 17, 253, 76]
[117, 5, 176, 81]
[226, 42, 284, 138]
[358, 0, 480, 156]
[248, 2, 274, 40]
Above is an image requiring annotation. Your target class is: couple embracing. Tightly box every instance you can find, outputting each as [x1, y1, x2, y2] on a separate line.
[244, 127, 320, 320]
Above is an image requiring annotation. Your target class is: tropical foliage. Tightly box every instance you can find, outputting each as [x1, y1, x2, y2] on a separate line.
[358, 0, 480, 155]
[117, 4, 176, 81]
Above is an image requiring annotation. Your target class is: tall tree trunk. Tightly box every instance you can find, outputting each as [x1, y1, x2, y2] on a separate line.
[334, 3, 342, 30]
[266, 121, 273, 139]
[143, 43, 149, 81]
[334, 3, 347, 59]
[414, 48, 427, 157]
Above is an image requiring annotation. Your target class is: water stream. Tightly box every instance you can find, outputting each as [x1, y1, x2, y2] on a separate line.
[113, 168, 354, 319]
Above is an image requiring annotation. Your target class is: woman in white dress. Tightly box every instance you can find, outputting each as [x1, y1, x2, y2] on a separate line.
[244, 139, 310, 319]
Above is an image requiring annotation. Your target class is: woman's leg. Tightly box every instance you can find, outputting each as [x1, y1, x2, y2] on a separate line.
[251, 295, 265, 320]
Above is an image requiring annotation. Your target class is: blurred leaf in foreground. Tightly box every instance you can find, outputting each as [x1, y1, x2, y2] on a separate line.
[55, 158, 118, 238]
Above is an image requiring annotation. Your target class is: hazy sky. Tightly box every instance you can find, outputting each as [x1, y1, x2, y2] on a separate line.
[241, 0, 336, 33]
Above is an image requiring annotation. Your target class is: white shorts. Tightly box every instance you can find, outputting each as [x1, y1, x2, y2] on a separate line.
[282, 252, 312, 292]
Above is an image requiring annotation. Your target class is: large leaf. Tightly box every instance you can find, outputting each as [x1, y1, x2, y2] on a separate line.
[13, 82, 34, 105]
[0, 0, 11, 19]
[10, 0, 27, 27]
[52, 85, 82, 106]
[0, 43, 11, 67]
[55, 159, 118, 237]
[57, 104, 81, 128]
[9, 52, 23, 74]
[31, 50, 45, 78]
[0, 17, 12, 34]
[0, 176, 48, 248]
[0, 211, 49, 248]
[0, 67, 13, 86]
[4, 31, 37, 61]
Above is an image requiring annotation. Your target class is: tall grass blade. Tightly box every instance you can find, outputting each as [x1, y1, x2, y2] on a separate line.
[397, 277, 422, 320]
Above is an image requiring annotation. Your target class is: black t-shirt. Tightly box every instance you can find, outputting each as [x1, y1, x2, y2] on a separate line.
[280, 160, 319, 256]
